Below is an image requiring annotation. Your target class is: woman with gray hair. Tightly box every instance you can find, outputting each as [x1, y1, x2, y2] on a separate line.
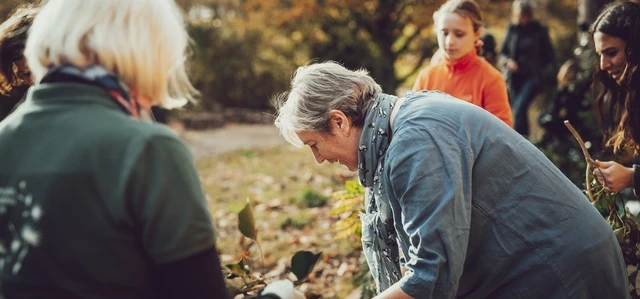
[275, 61, 628, 298]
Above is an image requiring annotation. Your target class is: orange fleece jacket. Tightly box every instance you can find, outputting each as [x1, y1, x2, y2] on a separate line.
[412, 51, 513, 127]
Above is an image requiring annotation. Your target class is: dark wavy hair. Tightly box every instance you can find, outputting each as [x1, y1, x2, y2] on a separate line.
[590, 1, 640, 153]
[0, 5, 39, 96]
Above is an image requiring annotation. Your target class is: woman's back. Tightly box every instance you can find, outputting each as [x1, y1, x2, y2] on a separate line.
[387, 92, 629, 298]
[0, 83, 216, 298]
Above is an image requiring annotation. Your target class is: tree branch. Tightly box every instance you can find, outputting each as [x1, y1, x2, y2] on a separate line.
[564, 120, 599, 203]
[393, 24, 423, 56]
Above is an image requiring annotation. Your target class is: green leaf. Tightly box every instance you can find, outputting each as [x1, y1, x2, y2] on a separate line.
[226, 258, 247, 278]
[304, 292, 323, 299]
[291, 251, 322, 283]
[238, 202, 258, 240]
[345, 180, 364, 195]
[615, 195, 627, 220]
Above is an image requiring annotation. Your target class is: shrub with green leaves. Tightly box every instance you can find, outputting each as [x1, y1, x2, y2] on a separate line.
[331, 180, 376, 298]
[290, 188, 328, 208]
[565, 122, 640, 298]
[227, 201, 323, 298]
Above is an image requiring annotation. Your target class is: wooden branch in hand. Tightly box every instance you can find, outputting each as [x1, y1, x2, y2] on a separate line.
[564, 120, 599, 203]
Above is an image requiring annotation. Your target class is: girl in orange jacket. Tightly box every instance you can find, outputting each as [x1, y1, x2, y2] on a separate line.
[413, 0, 513, 127]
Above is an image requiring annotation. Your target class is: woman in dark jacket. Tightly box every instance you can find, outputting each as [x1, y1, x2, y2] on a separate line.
[500, 0, 556, 136]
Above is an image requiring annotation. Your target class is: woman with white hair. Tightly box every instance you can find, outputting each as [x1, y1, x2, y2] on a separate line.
[0, 0, 227, 298]
[275, 61, 628, 298]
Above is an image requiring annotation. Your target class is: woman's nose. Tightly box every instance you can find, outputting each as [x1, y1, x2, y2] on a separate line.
[600, 55, 609, 71]
[446, 35, 455, 47]
[311, 149, 324, 164]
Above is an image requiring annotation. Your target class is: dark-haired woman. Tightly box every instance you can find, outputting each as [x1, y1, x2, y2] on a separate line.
[590, 1, 640, 195]
[0, 5, 38, 120]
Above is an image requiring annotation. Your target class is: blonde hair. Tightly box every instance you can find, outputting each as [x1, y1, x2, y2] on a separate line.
[24, 0, 196, 108]
[274, 61, 381, 147]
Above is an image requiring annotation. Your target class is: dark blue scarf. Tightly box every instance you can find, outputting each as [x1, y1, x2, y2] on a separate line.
[40, 64, 154, 121]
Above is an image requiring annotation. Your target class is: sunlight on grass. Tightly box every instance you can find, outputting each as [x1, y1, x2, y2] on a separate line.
[197, 144, 360, 298]
[197, 145, 348, 211]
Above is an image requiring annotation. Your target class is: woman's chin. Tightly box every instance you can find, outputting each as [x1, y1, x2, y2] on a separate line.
[444, 52, 461, 60]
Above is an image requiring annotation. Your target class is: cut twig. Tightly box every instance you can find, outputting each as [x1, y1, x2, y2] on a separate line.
[564, 120, 600, 203]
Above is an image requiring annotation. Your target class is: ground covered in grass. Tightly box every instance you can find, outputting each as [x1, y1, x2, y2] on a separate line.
[196, 144, 365, 298]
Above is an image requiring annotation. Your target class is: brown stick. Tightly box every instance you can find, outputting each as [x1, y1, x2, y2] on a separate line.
[564, 120, 599, 203]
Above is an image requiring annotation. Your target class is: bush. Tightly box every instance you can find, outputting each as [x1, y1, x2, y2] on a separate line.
[187, 23, 294, 111]
[289, 188, 328, 208]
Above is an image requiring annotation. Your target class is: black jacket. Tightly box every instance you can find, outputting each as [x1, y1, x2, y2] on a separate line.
[500, 21, 556, 80]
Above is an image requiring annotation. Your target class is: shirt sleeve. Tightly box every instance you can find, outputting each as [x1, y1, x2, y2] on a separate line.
[482, 76, 513, 127]
[385, 126, 474, 299]
[127, 135, 216, 264]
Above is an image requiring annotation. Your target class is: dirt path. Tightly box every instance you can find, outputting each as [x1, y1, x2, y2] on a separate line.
[175, 123, 288, 158]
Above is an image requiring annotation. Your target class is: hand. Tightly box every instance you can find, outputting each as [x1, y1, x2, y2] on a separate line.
[261, 280, 305, 299]
[504, 59, 519, 72]
[593, 160, 634, 192]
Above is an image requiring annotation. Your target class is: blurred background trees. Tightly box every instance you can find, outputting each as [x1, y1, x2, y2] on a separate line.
[1, 0, 591, 112]
[174, 0, 584, 111]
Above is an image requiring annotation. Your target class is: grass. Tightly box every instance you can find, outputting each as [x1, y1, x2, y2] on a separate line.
[197, 146, 345, 212]
[197, 145, 361, 298]
[279, 211, 316, 229]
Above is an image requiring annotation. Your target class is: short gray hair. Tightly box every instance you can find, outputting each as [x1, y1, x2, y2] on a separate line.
[274, 61, 381, 147]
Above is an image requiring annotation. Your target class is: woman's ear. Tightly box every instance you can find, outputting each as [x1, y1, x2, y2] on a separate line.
[328, 110, 352, 135]
[475, 38, 484, 48]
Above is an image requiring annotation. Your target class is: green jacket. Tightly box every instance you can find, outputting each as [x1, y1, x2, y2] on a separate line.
[0, 83, 216, 298]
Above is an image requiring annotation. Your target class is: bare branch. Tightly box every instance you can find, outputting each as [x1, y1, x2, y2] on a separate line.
[564, 120, 600, 203]
[393, 25, 423, 56]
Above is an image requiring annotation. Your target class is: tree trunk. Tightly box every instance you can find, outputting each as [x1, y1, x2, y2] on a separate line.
[577, 0, 610, 26]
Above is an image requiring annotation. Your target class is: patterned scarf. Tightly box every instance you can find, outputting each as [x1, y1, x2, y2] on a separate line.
[357, 93, 401, 293]
[40, 64, 154, 121]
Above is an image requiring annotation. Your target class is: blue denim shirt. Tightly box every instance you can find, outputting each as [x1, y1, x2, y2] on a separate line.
[381, 91, 628, 298]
